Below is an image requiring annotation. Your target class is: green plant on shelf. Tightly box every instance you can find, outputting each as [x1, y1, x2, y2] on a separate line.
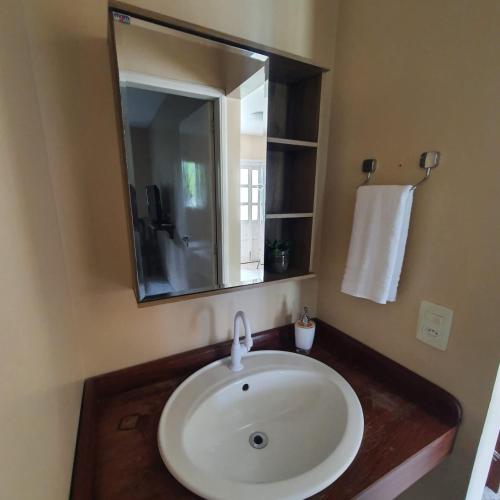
[265, 239, 291, 273]
[265, 239, 291, 256]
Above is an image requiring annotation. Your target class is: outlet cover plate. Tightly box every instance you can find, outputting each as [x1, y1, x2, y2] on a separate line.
[416, 301, 453, 351]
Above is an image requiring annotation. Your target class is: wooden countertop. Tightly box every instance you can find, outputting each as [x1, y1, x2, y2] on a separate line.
[71, 320, 461, 500]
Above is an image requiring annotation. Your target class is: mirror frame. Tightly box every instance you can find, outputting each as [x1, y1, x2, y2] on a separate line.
[107, 5, 326, 303]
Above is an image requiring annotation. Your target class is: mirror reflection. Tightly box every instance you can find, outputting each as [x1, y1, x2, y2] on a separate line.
[113, 13, 268, 301]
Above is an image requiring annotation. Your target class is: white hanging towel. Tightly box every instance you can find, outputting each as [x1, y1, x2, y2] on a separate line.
[341, 185, 414, 304]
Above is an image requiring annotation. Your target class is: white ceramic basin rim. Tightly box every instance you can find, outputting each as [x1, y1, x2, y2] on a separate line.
[158, 350, 364, 500]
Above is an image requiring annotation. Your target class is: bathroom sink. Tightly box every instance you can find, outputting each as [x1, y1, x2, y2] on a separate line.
[158, 350, 364, 500]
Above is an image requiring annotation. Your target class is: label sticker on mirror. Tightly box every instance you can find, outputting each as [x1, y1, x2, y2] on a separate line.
[113, 12, 130, 24]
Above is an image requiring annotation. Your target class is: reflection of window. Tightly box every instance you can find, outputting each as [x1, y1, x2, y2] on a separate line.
[182, 161, 206, 208]
[240, 168, 249, 185]
[240, 167, 260, 221]
[240, 205, 248, 221]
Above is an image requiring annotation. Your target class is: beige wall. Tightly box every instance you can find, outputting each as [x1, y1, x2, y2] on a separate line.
[320, 1, 500, 498]
[0, 2, 83, 499]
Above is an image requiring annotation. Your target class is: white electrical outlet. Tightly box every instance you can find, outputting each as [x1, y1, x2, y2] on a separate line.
[416, 301, 453, 351]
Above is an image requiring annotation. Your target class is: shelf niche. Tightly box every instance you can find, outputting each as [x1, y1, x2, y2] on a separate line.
[267, 137, 318, 151]
[264, 217, 312, 280]
[267, 75, 322, 143]
[264, 55, 325, 281]
[266, 148, 316, 215]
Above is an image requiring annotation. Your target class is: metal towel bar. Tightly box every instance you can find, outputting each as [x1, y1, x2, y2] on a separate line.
[359, 152, 440, 189]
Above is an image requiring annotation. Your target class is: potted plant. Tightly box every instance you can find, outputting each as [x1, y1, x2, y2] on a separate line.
[265, 239, 291, 273]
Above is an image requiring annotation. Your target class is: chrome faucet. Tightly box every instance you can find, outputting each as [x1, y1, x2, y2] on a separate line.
[230, 311, 253, 371]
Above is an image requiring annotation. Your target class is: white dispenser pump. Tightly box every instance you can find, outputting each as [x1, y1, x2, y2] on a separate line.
[300, 306, 312, 327]
[295, 306, 316, 354]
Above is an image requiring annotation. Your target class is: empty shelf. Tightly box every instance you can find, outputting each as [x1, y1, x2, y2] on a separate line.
[266, 213, 313, 219]
[267, 137, 318, 151]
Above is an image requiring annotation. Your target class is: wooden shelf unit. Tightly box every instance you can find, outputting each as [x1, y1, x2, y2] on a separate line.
[266, 213, 313, 219]
[264, 57, 324, 280]
[267, 137, 318, 151]
[267, 75, 321, 142]
[263, 268, 315, 282]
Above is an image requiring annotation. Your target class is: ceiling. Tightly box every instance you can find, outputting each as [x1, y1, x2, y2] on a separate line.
[122, 87, 167, 128]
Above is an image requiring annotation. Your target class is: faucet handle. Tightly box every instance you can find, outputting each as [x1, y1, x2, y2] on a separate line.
[245, 331, 253, 351]
[230, 341, 245, 372]
[241, 313, 253, 351]
[230, 311, 253, 372]
[245, 340, 253, 353]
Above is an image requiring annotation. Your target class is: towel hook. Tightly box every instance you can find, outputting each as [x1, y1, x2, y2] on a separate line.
[360, 159, 377, 186]
[412, 151, 440, 190]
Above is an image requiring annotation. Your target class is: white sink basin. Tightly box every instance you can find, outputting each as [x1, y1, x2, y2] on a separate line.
[158, 350, 364, 500]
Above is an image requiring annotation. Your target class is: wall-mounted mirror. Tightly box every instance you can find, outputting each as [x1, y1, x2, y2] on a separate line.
[111, 12, 269, 301]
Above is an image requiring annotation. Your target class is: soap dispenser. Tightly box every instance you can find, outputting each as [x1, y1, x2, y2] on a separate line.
[295, 306, 316, 355]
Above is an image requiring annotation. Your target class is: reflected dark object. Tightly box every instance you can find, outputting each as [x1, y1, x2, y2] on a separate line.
[146, 185, 162, 225]
[265, 239, 290, 273]
[129, 185, 146, 298]
[270, 250, 290, 273]
[145, 184, 175, 239]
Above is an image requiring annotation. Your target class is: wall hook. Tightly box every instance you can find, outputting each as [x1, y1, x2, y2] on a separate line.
[411, 151, 440, 190]
[360, 159, 377, 186]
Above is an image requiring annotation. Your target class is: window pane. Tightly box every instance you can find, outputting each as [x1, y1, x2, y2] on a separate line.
[240, 168, 248, 185]
[182, 161, 206, 208]
[252, 187, 259, 203]
[240, 205, 249, 221]
[240, 187, 248, 203]
[251, 205, 258, 221]
[252, 169, 259, 185]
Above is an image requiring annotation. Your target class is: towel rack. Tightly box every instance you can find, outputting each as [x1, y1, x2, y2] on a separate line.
[359, 152, 440, 189]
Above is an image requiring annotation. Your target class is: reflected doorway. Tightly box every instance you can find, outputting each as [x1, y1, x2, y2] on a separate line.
[240, 160, 265, 282]
[121, 84, 218, 298]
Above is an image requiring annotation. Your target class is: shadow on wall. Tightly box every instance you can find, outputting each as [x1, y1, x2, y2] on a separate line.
[279, 297, 294, 325]
[0, 1, 82, 401]
[35, 31, 134, 291]
[188, 302, 218, 346]
[0, 2, 83, 497]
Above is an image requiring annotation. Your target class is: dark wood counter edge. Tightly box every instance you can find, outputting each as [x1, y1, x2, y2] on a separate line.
[93, 323, 293, 399]
[70, 320, 461, 500]
[315, 320, 462, 428]
[356, 428, 457, 500]
[70, 378, 97, 500]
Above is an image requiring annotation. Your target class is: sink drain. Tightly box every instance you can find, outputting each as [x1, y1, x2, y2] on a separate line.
[249, 431, 268, 449]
